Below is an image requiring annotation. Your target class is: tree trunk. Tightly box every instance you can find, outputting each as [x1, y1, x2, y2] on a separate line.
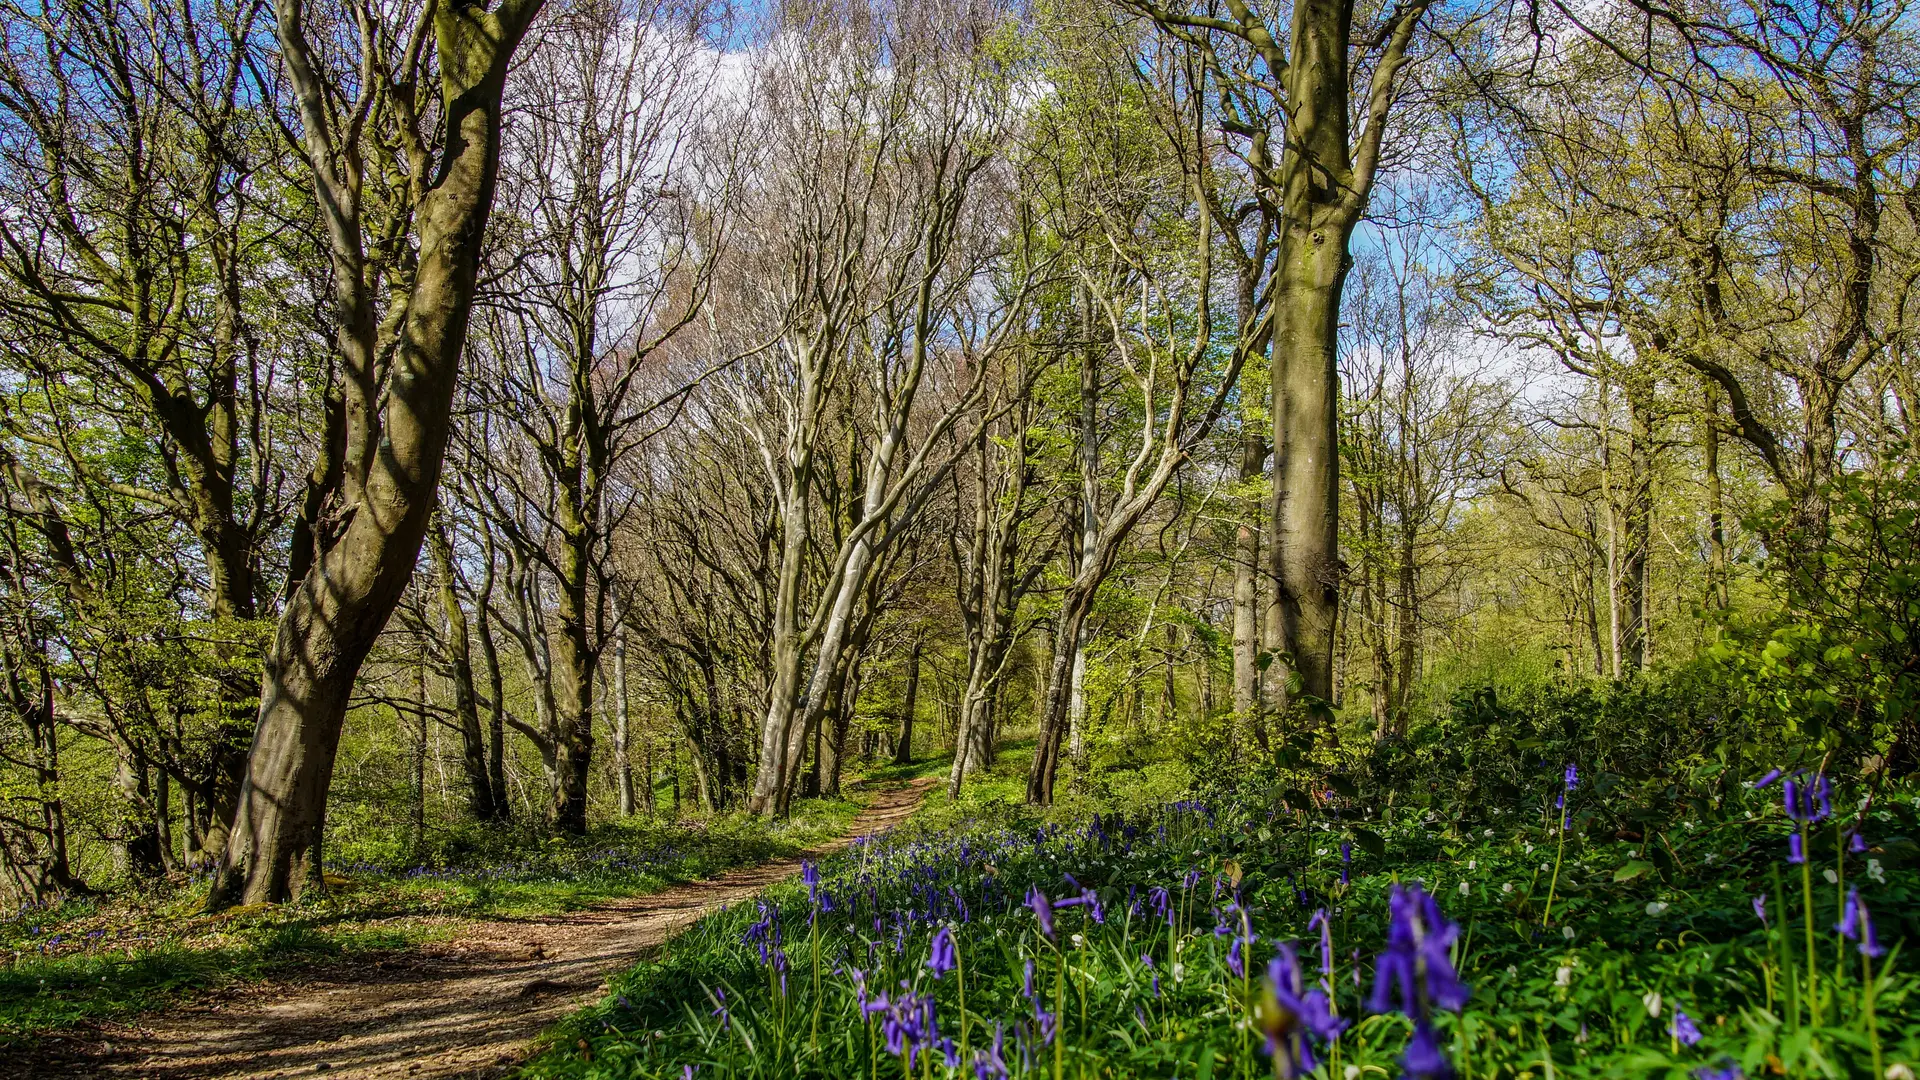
[1267, 267, 1347, 711]
[1027, 600, 1088, 805]
[475, 528, 510, 817]
[115, 747, 165, 878]
[895, 638, 921, 766]
[1390, 520, 1416, 731]
[1232, 423, 1265, 754]
[613, 621, 635, 817]
[547, 519, 596, 833]
[1617, 382, 1653, 673]
[429, 522, 497, 822]
[1704, 388, 1729, 608]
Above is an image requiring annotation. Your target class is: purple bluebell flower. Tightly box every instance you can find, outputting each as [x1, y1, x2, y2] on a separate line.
[1402, 1021, 1448, 1079]
[1341, 841, 1352, 885]
[1227, 934, 1247, 978]
[872, 989, 941, 1065]
[1787, 833, 1805, 864]
[1148, 886, 1173, 927]
[709, 986, 729, 1031]
[1752, 894, 1767, 927]
[1754, 768, 1783, 788]
[972, 1023, 1009, 1080]
[1054, 887, 1106, 924]
[1693, 1060, 1744, 1080]
[1369, 884, 1471, 1015]
[1369, 884, 1469, 1078]
[1565, 763, 1579, 790]
[1259, 941, 1348, 1077]
[1309, 908, 1333, 977]
[1849, 831, 1867, 854]
[1781, 773, 1833, 825]
[1026, 887, 1055, 941]
[928, 926, 956, 978]
[1838, 888, 1885, 957]
[1671, 1009, 1702, 1046]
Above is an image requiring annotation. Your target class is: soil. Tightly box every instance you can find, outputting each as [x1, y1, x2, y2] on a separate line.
[18, 777, 934, 1080]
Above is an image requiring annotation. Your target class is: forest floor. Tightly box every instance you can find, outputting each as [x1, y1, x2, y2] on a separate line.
[12, 776, 935, 1080]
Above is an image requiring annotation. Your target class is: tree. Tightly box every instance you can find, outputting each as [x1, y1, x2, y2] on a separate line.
[1023, 31, 1249, 804]
[209, 0, 550, 907]
[0, 0, 297, 863]
[462, 0, 722, 832]
[730, 0, 1040, 817]
[1125, 0, 1433, 716]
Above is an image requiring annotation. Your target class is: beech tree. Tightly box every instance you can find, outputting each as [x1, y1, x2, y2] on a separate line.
[1125, 0, 1433, 718]
[209, 0, 551, 906]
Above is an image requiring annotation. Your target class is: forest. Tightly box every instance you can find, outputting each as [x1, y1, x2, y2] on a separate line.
[1, 0, 1917, 1075]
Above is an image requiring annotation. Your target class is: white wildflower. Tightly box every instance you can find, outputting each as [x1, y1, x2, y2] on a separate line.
[1501, 882, 1514, 894]
[1824, 869, 1839, 885]
[1646, 901, 1669, 916]
[1555, 965, 1572, 987]
[1459, 881, 1471, 896]
[1643, 990, 1662, 1017]
[1869, 858, 1886, 882]
[1562, 926, 1575, 940]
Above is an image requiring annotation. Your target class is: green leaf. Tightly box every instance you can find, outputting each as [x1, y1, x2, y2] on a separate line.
[1613, 859, 1655, 883]
[1350, 828, 1386, 858]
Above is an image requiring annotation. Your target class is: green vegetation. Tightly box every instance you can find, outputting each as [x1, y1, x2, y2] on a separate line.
[524, 706, 1917, 1080]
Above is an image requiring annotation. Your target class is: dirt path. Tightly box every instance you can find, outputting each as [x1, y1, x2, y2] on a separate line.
[27, 778, 934, 1080]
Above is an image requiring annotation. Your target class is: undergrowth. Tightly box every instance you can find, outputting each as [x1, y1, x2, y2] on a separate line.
[523, 748, 1917, 1079]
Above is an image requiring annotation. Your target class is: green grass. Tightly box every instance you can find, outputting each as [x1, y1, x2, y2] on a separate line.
[0, 794, 866, 1046]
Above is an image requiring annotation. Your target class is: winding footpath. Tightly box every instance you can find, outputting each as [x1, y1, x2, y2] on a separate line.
[27, 777, 934, 1080]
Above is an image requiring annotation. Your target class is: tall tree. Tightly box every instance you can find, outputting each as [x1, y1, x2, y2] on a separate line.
[209, 0, 550, 906]
[1127, 0, 1433, 714]
[464, 0, 722, 832]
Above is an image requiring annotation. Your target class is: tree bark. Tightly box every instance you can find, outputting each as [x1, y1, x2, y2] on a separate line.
[1703, 388, 1729, 607]
[1267, 269, 1346, 708]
